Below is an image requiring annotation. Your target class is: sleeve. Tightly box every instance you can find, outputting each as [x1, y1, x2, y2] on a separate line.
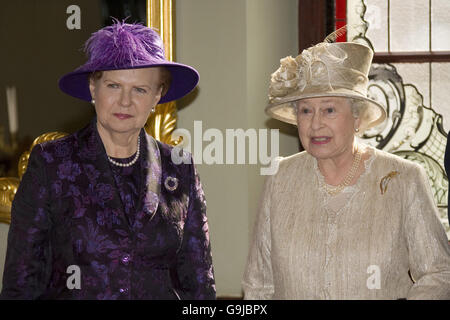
[0, 146, 52, 299]
[174, 158, 216, 300]
[404, 165, 450, 300]
[242, 175, 274, 300]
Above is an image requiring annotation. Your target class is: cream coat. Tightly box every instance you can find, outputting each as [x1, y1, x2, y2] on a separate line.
[243, 146, 450, 299]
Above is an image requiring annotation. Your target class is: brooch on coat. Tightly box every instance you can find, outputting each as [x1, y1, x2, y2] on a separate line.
[164, 176, 179, 191]
[380, 171, 399, 195]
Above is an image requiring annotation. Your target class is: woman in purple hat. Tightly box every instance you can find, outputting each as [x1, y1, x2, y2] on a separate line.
[1, 20, 215, 300]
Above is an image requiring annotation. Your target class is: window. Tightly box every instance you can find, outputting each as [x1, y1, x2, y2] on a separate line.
[347, 0, 450, 233]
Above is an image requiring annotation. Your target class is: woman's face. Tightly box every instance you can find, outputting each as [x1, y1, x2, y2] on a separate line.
[296, 97, 360, 161]
[89, 68, 163, 136]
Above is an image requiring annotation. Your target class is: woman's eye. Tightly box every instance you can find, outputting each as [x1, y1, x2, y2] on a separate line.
[299, 108, 312, 114]
[135, 87, 147, 94]
[325, 107, 336, 114]
[107, 83, 119, 89]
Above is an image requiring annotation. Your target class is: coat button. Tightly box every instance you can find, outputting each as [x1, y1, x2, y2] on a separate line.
[119, 287, 129, 294]
[121, 254, 131, 265]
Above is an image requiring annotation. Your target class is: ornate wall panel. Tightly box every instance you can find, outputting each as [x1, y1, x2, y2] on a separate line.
[348, 0, 450, 235]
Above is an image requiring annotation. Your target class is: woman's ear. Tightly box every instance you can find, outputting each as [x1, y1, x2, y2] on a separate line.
[89, 77, 96, 101]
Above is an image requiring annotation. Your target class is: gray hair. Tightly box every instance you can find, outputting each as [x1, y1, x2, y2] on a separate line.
[349, 98, 367, 118]
[349, 98, 370, 135]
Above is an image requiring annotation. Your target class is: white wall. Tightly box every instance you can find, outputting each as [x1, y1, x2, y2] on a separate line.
[0, 224, 9, 292]
[176, 0, 299, 297]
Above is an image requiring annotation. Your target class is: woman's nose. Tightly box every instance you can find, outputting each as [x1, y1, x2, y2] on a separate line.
[119, 89, 132, 107]
[311, 111, 323, 129]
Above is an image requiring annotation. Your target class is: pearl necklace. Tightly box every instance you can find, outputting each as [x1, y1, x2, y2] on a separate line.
[322, 147, 362, 196]
[107, 136, 140, 167]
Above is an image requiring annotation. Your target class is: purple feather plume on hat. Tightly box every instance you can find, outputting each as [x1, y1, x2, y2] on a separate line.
[58, 18, 200, 104]
[79, 19, 166, 71]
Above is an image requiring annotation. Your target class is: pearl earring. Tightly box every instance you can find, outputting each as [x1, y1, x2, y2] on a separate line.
[355, 127, 360, 132]
[91, 99, 95, 105]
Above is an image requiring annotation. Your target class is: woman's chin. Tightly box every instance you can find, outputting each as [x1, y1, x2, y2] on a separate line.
[100, 123, 140, 136]
[305, 147, 335, 160]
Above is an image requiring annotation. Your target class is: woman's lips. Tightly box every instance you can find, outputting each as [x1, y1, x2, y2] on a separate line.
[311, 136, 331, 145]
[113, 113, 132, 120]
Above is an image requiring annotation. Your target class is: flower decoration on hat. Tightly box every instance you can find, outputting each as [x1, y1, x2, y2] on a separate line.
[269, 55, 301, 98]
[269, 43, 348, 102]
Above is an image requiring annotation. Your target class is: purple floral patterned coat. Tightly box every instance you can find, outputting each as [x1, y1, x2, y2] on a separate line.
[1, 119, 215, 299]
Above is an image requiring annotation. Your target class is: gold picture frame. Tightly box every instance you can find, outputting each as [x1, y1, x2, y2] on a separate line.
[145, 0, 180, 145]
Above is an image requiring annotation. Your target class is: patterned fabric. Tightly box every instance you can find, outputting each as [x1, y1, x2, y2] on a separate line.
[109, 153, 142, 227]
[243, 145, 450, 299]
[0, 118, 215, 300]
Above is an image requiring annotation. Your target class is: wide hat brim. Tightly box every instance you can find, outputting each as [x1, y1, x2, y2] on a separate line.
[265, 89, 387, 129]
[58, 61, 199, 104]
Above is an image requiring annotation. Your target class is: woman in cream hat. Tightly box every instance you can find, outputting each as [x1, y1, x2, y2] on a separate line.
[243, 35, 450, 299]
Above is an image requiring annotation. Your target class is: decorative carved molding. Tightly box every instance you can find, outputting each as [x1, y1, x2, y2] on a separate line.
[145, 101, 181, 145]
[0, 132, 68, 224]
[17, 132, 69, 179]
[146, 0, 179, 145]
[0, 177, 19, 224]
[350, 0, 450, 235]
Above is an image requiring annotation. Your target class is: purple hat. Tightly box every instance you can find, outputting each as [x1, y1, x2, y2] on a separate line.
[59, 20, 199, 104]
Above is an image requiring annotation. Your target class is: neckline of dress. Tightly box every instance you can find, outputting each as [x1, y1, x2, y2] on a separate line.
[109, 152, 138, 162]
[313, 144, 376, 197]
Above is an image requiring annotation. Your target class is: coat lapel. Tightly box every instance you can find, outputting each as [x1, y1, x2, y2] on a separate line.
[134, 135, 189, 233]
[132, 132, 162, 231]
[155, 141, 189, 231]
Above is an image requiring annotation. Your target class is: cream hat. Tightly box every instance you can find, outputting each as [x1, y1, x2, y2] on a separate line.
[265, 41, 386, 130]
